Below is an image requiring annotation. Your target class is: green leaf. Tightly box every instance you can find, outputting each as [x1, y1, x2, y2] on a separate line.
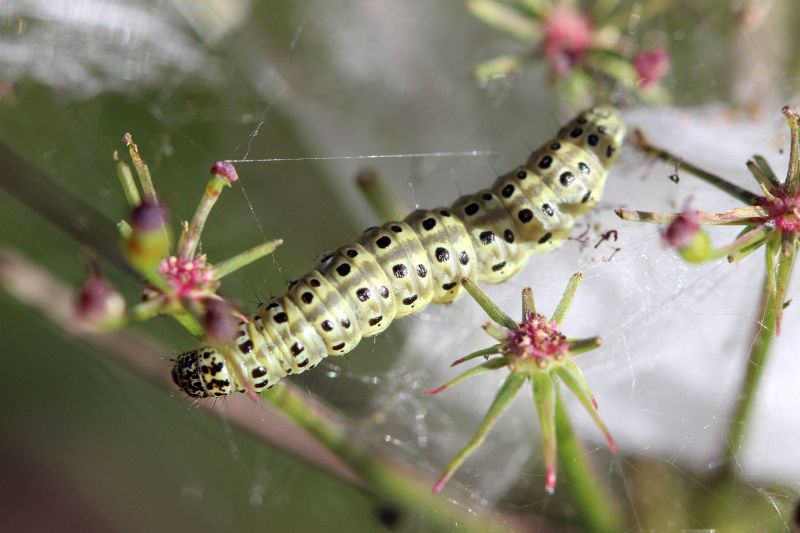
[474, 54, 526, 82]
[532, 371, 557, 493]
[468, 0, 541, 41]
[432, 372, 526, 493]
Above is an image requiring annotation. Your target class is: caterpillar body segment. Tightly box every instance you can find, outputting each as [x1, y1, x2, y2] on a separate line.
[172, 106, 626, 398]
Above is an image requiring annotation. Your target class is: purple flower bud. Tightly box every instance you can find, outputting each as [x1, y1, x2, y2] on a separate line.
[633, 48, 671, 87]
[75, 276, 125, 327]
[210, 161, 239, 184]
[130, 200, 167, 232]
[542, 6, 592, 76]
[663, 209, 700, 248]
[203, 298, 237, 344]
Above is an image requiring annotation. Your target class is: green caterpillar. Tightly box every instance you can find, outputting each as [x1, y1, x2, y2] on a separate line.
[173, 106, 625, 398]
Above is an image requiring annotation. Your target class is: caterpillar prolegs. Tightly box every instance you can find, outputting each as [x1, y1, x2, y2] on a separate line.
[172, 106, 625, 398]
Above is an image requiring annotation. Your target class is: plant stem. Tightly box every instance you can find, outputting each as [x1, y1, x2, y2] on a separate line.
[721, 270, 776, 476]
[114, 151, 142, 207]
[554, 390, 621, 533]
[179, 175, 231, 260]
[615, 206, 768, 225]
[0, 246, 518, 532]
[355, 168, 408, 222]
[265, 384, 513, 533]
[633, 129, 761, 205]
[211, 239, 284, 280]
[123, 133, 157, 201]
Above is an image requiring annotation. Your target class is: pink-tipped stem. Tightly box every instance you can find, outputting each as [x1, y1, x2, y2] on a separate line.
[544, 467, 556, 494]
[211, 161, 239, 183]
[607, 435, 618, 455]
[246, 388, 260, 404]
[432, 472, 451, 495]
[423, 384, 447, 396]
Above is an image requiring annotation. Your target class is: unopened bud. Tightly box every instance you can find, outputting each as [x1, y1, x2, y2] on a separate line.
[125, 200, 171, 274]
[203, 298, 237, 344]
[210, 161, 238, 184]
[130, 199, 167, 232]
[75, 276, 125, 329]
[663, 210, 700, 248]
[633, 48, 671, 87]
[663, 210, 711, 263]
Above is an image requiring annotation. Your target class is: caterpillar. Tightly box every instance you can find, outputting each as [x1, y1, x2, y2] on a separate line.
[172, 106, 625, 398]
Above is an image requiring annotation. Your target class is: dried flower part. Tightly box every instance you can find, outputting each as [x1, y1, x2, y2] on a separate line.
[542, 6, 592, 75]
[633, 48, 671, 86]
[210, 161, 239, 183]
[159, 255, 215, 298]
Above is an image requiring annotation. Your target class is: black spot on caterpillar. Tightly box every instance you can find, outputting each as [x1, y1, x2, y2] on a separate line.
[172, 107, 626, 398]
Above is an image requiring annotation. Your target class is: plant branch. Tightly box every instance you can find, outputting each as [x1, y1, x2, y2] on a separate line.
[633, 129, 761, 205]
[721, 268, 776, 477]
[0, 246, 520, 533]
[554, 390, 621, 533]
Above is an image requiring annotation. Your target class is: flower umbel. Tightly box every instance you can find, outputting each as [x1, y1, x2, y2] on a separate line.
[73, 135, 282, 344]
[617, 106, 800, 333]
[426, 273, 615, 495]
[468, 0, 671, 104]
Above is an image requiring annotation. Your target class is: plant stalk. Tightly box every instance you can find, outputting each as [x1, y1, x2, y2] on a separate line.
[721, 270, 776, 477]
[265, 383, 515, 533]
[554, 391, 621, 533]
[633, 129, 761, 205]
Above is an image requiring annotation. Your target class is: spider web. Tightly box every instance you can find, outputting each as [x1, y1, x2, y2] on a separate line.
[1, 0, 799, 531]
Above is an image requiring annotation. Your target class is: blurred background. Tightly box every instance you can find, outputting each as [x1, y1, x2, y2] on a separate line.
[1, 1, 799, 531]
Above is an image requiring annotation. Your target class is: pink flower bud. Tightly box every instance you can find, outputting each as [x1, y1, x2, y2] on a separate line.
[75, 276, 125, 328]
[542, 6, 592, 76]
[633, 48, 671, 86]
[203, 298, 237, 344]
[210, 161, 238, 184]
[663, 209, 700, 248]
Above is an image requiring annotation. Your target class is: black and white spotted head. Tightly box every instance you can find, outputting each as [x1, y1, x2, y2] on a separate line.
[172, 348, 238, 398]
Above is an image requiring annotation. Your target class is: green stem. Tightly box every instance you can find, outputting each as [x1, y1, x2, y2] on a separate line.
[211, 238, 284, 280]
[179, 175, 231, 260]
[114, 151, 141, 207]
[552, 272, 582, 325]
[462, 277, 517, 329]
[265, 384, 510, 533]
[746, 157, 780, 190]
[355, 168, 409, 222]
[565, 336, 602, 356]
[721, 270, 776, 476]
[615, 206, 768, 225]
[555, 390, 622, 533]
[172, 312, 205, 339]
[782, 105, 800, 193]
[633, 129, 761, 205]
[123, 133, 157, 201]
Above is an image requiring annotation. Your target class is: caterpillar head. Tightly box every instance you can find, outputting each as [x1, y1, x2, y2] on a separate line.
[172, 348, 238, 398]
[588, 105, 625, 143]
[561, 106, 626, 165]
